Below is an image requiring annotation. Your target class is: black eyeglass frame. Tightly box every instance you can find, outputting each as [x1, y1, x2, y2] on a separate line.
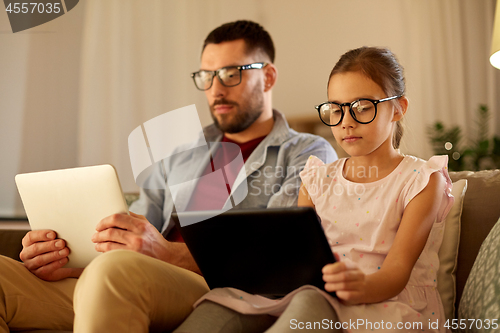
[190, 62, 268, 91]
[314, 95, 402, 127]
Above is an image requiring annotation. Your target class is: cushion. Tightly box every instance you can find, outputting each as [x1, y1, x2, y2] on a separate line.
[458, 217, 500, 331]
[449, 169, 500, 309]
[437, 179, 467, 321]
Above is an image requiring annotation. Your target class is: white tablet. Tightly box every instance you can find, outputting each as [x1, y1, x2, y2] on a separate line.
[15, 164, 129, 268]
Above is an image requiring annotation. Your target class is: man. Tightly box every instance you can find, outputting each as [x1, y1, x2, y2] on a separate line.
[0, 20, 336, 332]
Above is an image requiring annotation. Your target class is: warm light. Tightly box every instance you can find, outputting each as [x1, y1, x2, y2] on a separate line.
[491, 0, 500, 69]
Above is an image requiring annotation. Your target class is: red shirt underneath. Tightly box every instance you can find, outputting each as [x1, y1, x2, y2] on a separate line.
[166, 135, 266, 242]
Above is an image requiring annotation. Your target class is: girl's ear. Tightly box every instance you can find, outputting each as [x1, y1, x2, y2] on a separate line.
[392, 96, 409, 121]
[263, 63, 278, 92]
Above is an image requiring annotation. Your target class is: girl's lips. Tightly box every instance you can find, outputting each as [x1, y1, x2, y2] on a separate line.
[343, 136, 361, 143]
[214, 105, 234, 114]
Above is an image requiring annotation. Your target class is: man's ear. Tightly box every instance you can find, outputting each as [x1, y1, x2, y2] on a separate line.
[392, 96, 409, 121]
[263, 63, 278, 92]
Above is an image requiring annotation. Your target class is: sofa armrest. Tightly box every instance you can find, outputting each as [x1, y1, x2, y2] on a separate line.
[0, 229, 29, 261]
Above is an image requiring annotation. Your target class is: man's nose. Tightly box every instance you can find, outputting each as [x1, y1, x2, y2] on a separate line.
[209, 75, 227, 98]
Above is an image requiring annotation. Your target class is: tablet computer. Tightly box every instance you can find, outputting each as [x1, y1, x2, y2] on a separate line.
[171, 207, 335, 298]
[15, 164, 128, 268]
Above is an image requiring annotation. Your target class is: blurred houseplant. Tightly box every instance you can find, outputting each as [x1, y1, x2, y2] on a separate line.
[427, 104, 500, 171]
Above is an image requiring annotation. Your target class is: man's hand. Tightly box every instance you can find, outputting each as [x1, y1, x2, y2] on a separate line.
[20, 230, 84, 281]
[322, 258, 366, 305]
[92, 212, 169, 260]
[92, 212, 201, 273]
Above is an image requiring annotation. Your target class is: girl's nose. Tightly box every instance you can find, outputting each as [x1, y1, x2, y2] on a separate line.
[341, 107, 357, 129]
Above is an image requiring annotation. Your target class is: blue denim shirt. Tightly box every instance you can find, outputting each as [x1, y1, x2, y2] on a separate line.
[130, 110, 338, 235]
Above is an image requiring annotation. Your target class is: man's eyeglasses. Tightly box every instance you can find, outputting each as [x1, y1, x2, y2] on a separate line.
[315, 95, 402, 126]
[191, 62, 268, 91]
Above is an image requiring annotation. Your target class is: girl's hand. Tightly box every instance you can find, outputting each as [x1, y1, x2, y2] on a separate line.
[322, 258, 366, 305]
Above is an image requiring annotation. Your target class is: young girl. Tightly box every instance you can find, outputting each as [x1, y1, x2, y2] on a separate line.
[174, 47, 454, 333]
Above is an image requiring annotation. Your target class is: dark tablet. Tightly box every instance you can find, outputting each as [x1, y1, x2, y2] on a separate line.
[171, 207, 335, 298]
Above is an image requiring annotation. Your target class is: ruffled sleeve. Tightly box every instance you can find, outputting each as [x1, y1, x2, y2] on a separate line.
[403, 155, 454, 222]
[299, 155, 325, 189]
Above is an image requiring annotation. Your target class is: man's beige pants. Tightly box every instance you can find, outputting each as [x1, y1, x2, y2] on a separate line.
[0, 250, 209, 333]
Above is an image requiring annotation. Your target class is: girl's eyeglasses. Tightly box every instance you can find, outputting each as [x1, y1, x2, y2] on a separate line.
[315, 95, 402, 126]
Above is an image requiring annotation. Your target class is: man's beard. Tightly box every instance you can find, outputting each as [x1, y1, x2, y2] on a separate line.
[209, 84, 264, 134]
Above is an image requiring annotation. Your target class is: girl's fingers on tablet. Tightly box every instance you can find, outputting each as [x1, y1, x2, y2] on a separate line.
[322, 262, 346, 274]
[323, 269, 363, 283]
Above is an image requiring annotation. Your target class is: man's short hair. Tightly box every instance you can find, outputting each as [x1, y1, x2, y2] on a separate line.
[203, 20, 275, 63]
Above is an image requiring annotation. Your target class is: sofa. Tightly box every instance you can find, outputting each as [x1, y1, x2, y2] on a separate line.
[0, 169, 499, 332]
